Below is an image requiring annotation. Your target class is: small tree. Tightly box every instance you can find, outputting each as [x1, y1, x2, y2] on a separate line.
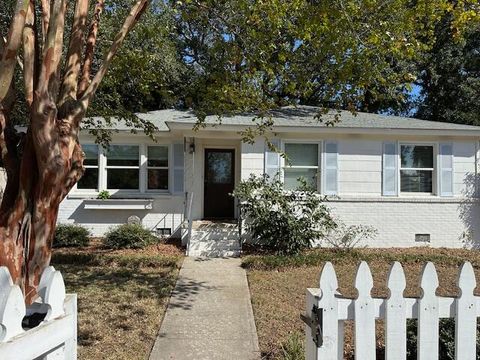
[234, 175, 336, 255]
[0, 0, 148, 303]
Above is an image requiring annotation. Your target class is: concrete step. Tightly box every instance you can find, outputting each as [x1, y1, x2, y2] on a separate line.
[187, 221, 241, 258]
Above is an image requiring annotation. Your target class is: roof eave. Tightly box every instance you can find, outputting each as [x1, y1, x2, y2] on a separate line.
[165, 121, 480, 137]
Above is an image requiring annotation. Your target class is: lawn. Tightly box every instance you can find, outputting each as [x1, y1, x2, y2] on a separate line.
[52, 240, 184, 360]
[243, 247, 480, 359]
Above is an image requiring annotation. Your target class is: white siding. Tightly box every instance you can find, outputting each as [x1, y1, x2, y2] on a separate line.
[453, 141, 477, 196]
[241, 140, 265, 180]
[338, 140, 382, 195]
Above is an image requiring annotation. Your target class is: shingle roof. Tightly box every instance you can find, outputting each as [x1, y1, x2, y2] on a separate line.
[88, 105, 480, 132]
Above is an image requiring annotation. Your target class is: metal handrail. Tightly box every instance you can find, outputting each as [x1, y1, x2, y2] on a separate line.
[185, 192, 194, 255]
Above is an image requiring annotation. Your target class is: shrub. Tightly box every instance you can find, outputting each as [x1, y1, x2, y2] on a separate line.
[54, 224, 91, 248]
[233, 175, 336, 255]
[324, 220, 377, 251]
[97, 190, 111, 199]
[406, 318, 480, 359]
[103, 223, 158, 249]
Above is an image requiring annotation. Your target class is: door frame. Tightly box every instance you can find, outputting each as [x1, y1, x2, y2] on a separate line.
[201, 145, 239, 219]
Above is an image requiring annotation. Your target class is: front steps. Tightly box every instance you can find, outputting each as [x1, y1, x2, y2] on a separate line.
[187, 221, 241, 257]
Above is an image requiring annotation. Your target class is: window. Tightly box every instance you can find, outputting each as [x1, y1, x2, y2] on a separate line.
[105, 145, 139, 189]
[283, 143, 319, 190]
[400, 145, 434, 193]
[77, 144, 99, 190]
[147, 146, 169, 190]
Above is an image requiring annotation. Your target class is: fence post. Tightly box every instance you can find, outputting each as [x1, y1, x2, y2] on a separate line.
[455, 262, 476, 360]
[417, 262, 439, 360]
[385, 262, 407, 360]
[354, 261, 375, 360]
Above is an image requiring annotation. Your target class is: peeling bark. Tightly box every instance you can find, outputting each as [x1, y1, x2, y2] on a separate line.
[0, 0, 149, 304]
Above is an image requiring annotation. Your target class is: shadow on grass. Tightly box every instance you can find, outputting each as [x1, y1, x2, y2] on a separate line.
[53, 263, 179, 349]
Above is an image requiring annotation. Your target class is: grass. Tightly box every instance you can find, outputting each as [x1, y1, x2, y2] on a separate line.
[244, 247, 480, 359]
[52, 239, 184, 360]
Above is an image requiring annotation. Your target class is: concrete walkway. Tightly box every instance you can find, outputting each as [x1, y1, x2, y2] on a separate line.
[149, 257, 260, 360]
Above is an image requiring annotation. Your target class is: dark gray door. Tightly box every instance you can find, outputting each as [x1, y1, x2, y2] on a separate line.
[204, 149, 235, 219]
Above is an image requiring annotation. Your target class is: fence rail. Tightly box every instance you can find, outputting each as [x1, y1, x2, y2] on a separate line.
[305, 261, 478, 360]
[0, 266, 77, 360]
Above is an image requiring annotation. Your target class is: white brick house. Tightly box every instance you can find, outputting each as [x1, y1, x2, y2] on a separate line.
[58, 106, 480, 248]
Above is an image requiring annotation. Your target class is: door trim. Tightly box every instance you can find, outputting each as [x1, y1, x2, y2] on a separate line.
[203, 148, 236, 219]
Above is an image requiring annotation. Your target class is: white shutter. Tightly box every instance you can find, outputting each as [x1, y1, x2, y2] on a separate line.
[172, 143, 184, 193]
[382, 142, 398, 196]
[264, 138, 280, 180]
[324, 141, 338, 195]
[439, 143, 453, 196]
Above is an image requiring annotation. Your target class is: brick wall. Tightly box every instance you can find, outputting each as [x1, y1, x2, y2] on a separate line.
[327, 198, 480, 248]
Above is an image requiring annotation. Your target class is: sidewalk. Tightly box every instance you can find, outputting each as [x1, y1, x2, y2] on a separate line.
[149, 257, 261, 360]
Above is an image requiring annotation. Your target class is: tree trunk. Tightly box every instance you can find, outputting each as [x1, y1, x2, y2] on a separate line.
[0, 0, 148, 304]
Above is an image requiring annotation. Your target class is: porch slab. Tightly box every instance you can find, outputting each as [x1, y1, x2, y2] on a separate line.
[149, 257, 260, 360]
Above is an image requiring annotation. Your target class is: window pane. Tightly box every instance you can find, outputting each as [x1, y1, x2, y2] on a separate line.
[401, 145, 433, 168]
[206, 151, 233, 184]
[107, 169, 139, 189]
[77, 168, 98, 189]
[148, 146, 168, 167]
[106, 145, 139, 166]
[82, 144, 98, 166]
[148, 169, 169, 190]
[400, 170, 432, 192]
[285, 143, 318, 167]
[284, 168, 317, 190]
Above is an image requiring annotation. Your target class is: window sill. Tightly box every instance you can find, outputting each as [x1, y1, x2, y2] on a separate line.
[329, 195, 477, 204]
[83, 199, 154, 210]
[68, 191, 180, 200]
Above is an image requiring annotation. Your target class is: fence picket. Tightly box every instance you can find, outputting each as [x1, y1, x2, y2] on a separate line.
[385, 262, 407, 360]
[455, 262, 476, 360]
[418, 262, 439, 360]
[317, 261, 340, 360]
[354, 261, 376, 360]
[0, 267, 25, 342]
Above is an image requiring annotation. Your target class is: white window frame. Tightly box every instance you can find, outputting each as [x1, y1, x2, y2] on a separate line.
[146, 145, 170, 193]
[72, 141, 180, 196]
[398, 142, 437, 196]
[104, 144, 141, 191]
[281, 140, 322, 192]
[76, 143, 99, 191]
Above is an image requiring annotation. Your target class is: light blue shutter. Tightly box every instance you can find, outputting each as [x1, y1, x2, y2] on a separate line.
[264, 138, 280, 179]
[324, 141, 338, 195]
[172, 143, 184, 193]
[382, 142, 398, 196]
[439, 143, 453, 196]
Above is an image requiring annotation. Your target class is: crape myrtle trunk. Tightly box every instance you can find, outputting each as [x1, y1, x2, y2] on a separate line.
[0, 0, 148, 304]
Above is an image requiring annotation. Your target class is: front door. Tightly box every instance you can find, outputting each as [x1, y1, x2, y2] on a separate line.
[204, 149, 235, 219]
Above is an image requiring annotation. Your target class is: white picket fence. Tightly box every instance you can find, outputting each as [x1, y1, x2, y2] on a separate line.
[305, 261, 479, 360]
[0, 266, 77, 360]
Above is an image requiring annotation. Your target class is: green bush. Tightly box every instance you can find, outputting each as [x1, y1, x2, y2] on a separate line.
[54, 224, 91, 248]
[233, 175, 336, 255]
[406, 318, 480, 359]
[103, 224, 158, 249]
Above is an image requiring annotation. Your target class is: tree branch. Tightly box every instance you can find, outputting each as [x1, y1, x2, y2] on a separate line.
[0, 0, 30, 103]
[60, 0, 90, 104]
[23, 0, 36, 107]
[40, 0, 50, 46]
[37, 0, 67, 97]
[77, 0, 104, 98]
[80, 0, 148, 109]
